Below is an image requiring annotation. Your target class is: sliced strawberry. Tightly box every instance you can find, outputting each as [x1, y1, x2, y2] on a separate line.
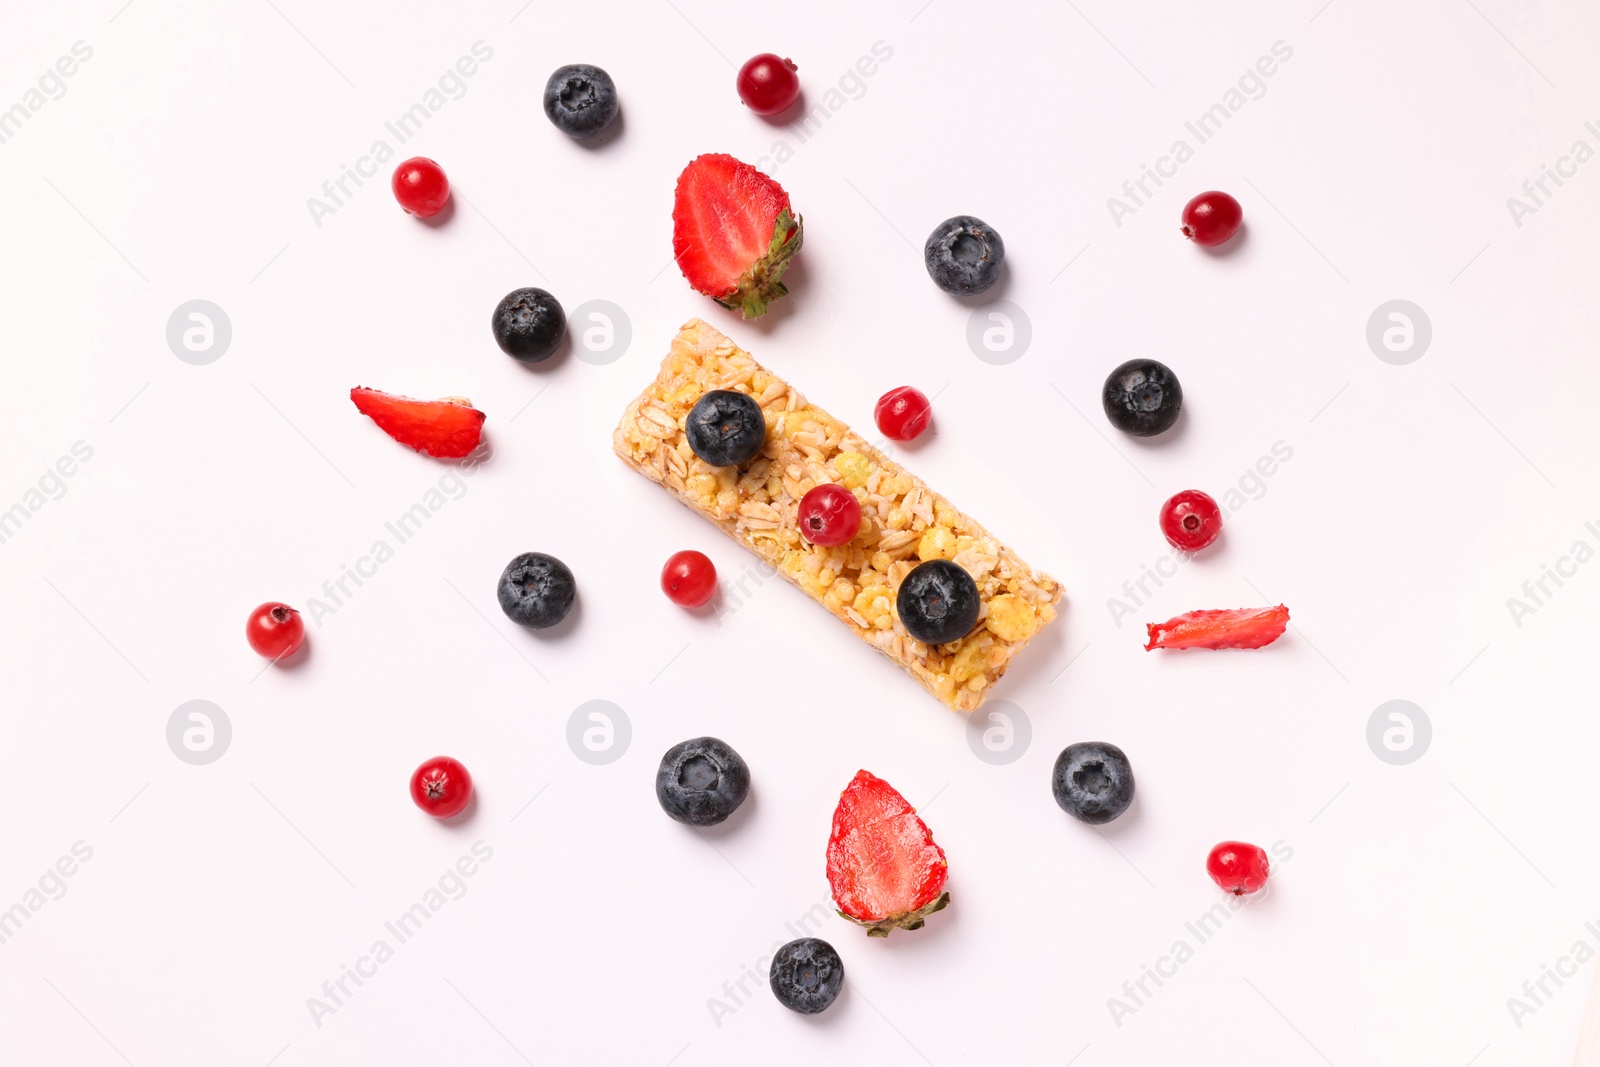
[1144, 604, 1290, 651]
[672, 152, 802, 319]
[350, 387, 485, 460]
[826, 770, 949, 937]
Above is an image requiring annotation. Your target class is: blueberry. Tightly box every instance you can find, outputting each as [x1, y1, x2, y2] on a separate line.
[543, 64, 619, 140]
[685, 390, 766, 467]
[492, 287, 566, 363]
[923, 215, 1005, 295]
[496, 552, 576, 629]
[1102, 359, 1182, 437]
[896, 559, 980, 645]
[655, 736, 751, 826]
[769, 937, 844, 1015]
[1052, 742, 1135, 825]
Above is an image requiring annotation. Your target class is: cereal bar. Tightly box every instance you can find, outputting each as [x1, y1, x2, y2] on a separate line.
[612, 319, 1062, 712]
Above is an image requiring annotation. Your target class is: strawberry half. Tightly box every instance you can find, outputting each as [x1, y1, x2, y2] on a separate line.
[1144, 604, 1290, 651]
[349, 387, 485, 459]
[672, 152, 802, 319]
[826, 770, 949, 937]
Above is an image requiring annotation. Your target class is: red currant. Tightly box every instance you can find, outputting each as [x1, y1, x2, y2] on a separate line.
[661, 550, 717, 608]
[1159, 490, 1222, 552]
[1180, 191, 1243, 247]
[798, 484, 862, 547]
[246, 602, 305, 660]
[392, 157, 450, 218]
[874, 386, 932, 442]
[410, 756, 473, 818]
[1206, 841, 1270, 895]
[736, 54, 800, 116]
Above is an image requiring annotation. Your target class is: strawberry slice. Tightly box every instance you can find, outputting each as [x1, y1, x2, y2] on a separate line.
[672, 152, 802, 319]
[1144, 604, 1290, 651]
[826, 770, 949, 937]
[349, 387, 485, 460]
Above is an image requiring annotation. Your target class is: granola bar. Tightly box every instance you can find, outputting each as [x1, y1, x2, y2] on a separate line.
[612, 318, 1062, 711]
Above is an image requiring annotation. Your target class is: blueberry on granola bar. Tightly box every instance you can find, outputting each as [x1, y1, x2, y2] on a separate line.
[897, 559, 980, 645]
[685, 389, 766, 466]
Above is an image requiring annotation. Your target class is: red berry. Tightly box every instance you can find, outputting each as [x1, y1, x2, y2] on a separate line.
[410, 756, 472, 818]
[874, 386, 932, 442]
[798, 484, 862, 547]
[1206, 841, 1270, 895]
[661, 550, 717, 608]
[1181, 191, 1243, 247]
[1159, 490, 1222, 551]
[246, 602, 304, 660]
[737, 54, 800, 116]
[392, 157, 450, 218]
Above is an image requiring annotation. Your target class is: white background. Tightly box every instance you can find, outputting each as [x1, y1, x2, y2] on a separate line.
[2, 0, 1598, 1064]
